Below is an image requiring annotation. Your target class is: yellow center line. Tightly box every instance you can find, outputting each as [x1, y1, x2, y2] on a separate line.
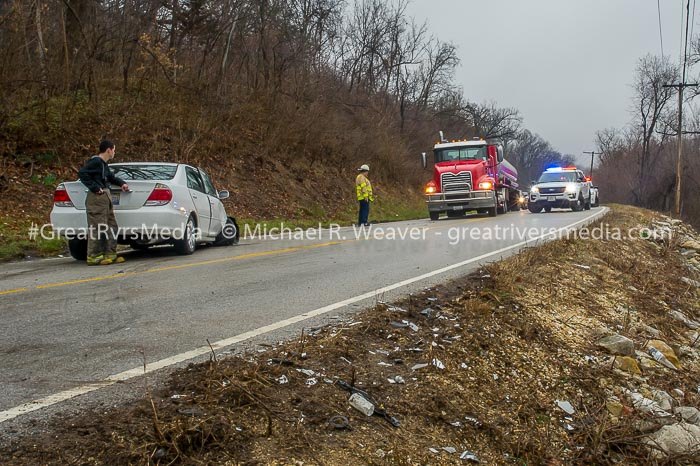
[7, 241, 342, 294]
[0, 288, 28, 296]
[2, 216, 490, 295]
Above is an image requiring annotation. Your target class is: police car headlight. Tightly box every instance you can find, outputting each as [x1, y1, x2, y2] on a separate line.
[531, 186, 539, 193]
[565, 183, 577, 193]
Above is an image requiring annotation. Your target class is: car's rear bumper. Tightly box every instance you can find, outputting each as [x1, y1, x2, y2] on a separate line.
[425, 191, 496, 212]
[50, 206, 190, 241]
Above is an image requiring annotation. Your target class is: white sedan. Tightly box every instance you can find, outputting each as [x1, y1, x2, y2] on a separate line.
[51, 162, 239, 260]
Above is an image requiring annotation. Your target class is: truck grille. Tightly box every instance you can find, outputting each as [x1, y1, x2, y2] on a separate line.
[441, 172, 472, 192]
[539, 187, 565, 194]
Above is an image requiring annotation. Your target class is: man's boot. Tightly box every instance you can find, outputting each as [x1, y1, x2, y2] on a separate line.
[86, 254, 105, 266]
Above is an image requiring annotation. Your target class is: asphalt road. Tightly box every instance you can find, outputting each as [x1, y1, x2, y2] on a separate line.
[0, 207, 607, 428]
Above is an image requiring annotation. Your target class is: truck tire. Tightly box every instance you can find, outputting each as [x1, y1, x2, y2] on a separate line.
[528, 204, 543, 213]
[68, 238, 88, 261]
[487, 207, 497, 217]
[584, 195, 591, 210]
[429, 211, 440, 221]
[571, 195, 584, 212]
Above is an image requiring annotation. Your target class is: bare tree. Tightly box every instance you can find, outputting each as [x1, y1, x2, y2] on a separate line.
[508, 129, 573, 187]
[416, 38, 458, 110]
[631, 54, 677, 205]
[463, 101, 522, 140]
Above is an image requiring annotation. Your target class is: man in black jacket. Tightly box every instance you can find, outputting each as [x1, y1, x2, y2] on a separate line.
[78, 140, 130, 265]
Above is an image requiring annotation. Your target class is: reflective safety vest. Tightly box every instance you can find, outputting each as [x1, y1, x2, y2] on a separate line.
[355, 173, 374, 201]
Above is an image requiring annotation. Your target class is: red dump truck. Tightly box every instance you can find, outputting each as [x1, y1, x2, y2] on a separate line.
[421, 134, 520, 220]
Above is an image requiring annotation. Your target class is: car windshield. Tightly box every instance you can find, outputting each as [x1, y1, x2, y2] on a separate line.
[111, 164, 177, 180]
[434, 146, 487, 163]
[538, 171, 577, 183]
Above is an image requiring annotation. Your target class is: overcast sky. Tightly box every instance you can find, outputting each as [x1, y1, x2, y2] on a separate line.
[405, 0, 689, 163]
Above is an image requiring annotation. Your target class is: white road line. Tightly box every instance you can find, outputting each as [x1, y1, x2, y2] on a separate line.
[0, 208, 607, 424]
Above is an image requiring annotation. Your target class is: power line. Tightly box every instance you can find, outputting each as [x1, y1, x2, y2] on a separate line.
[665, 1, 698, 217]
[658, 0, 665, 56]
[662, 1, 696, 218]
[681, 0, 685, 70]
[691, 0, 697, 44]
[684, 0, 691, 81]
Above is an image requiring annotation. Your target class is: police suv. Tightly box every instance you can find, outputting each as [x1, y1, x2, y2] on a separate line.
[528, 167, 592, 213]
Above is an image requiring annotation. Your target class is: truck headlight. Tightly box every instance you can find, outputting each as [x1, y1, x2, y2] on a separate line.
[478, 181, 493, 190]
[565, 183, 577, 193]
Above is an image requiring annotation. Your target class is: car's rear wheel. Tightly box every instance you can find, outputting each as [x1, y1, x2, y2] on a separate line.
[214, 217, 240, 246]
[174, 215, 197, 255]
[584, 195, 591, 210]
[68, 238, 87, 261]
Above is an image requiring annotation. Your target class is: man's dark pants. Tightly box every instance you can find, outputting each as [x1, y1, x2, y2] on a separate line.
[358, 200, 370, 226]
[86, 191, 118, 259]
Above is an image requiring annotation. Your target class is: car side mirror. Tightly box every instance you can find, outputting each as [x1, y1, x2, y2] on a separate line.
[218, 190, 230, 200]
[421, 152, 427, 169]
[497, 145, 504, 163]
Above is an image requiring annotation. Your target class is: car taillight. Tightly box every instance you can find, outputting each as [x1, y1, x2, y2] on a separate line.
[53, 183, 74, 207]
[145, 183, 173, 206]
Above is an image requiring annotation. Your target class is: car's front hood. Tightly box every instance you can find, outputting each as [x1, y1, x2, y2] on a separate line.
[532, 182, 573, 189]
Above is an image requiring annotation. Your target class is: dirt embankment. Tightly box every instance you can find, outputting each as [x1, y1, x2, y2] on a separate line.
[1, 88, 432, 222]
[1, 205, 699, 465]
[0, 91, 430, 259]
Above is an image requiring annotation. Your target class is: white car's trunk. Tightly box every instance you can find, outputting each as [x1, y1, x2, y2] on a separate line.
[62, 181, 161, 210]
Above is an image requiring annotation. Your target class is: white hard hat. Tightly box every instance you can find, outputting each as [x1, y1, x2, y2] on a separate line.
[358, 164, 370, 171]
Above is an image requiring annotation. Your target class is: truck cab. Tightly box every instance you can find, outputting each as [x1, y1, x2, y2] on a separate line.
[528, 166, 591, 213]
[422, 137, 519, 220]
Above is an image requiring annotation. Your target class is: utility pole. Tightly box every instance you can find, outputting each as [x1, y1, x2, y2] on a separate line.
[582, 151, 601, 179]
[663, 82, 698, 216]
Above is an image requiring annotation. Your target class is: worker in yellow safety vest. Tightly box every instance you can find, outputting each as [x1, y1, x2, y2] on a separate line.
[355, 164, 373, 226]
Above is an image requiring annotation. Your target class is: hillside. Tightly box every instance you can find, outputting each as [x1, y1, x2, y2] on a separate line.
[0, 87, 434, 259]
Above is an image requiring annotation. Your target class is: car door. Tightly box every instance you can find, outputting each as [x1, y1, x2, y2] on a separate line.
[185, 166, 212, 237]
[198, 168, 225, 236]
